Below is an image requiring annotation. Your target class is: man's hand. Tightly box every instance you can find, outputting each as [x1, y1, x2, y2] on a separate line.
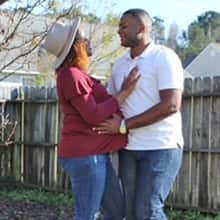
[93, 114, 122, 134]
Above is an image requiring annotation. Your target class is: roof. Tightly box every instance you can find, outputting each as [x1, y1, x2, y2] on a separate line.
[184, 70, 193, 78]
[185, 43, 220, 77]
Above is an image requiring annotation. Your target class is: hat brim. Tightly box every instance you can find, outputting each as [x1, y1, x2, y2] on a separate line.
[54, 17, 81, 69]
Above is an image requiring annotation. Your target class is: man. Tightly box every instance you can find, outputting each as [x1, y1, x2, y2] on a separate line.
[95, 8, 183, 220]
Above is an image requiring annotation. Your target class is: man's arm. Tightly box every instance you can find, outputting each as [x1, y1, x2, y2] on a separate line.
[93, 88, 182, 134]
[126, 89, 182, 129]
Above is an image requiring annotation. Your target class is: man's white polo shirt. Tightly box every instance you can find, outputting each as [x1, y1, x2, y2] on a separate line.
[107, 42, 184, 150]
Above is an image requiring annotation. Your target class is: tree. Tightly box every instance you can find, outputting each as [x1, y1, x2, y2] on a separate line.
[0, 0, 85, 83]
[105, 12, 120, 26]
[177, 10, 220, 66]
[152, 16, 165, 44]
[0, 0, 123, 86]
[197, 11, 220, 41]
[183, 24, 209, 62]
[186, 11, 220, 44]
[166, 22, 179, 50]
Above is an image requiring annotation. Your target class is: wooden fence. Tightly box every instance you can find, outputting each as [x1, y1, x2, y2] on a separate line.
[167, 76, 220, 213]
[0, 76, 220, 213]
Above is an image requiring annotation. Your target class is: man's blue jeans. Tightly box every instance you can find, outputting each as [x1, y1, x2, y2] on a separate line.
[60, 155, 108, 220]
[119, 147, 183, 220]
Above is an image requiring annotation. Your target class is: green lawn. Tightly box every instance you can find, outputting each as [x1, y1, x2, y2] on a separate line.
[0, 187, 219, 220]
[166, 209, 220, 220]
[0, 188, 73, 207]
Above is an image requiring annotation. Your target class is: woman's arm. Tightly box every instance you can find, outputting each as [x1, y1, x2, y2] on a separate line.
[61, 67, 140, 125]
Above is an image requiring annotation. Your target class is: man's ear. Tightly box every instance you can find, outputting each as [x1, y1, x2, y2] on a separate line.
[139, 23, 146, 33]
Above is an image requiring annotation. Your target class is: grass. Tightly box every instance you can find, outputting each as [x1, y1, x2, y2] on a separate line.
[0, 187, 220, 220]
[0, 187, 73, 207]
[166, 209, 220, 220]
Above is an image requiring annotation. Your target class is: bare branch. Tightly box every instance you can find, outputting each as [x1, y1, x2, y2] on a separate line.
[0, 37, 43, 80]
[0, 0, 121, 84]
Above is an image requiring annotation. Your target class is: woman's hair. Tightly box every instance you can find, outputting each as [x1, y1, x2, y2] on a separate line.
[57, 31, 90, 72]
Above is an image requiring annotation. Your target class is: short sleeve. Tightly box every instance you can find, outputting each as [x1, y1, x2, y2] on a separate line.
[155, 47, 184, 91]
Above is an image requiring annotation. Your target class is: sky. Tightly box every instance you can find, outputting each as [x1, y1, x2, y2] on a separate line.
[88, 0, 220, 32]
[2, 0, 220, 32]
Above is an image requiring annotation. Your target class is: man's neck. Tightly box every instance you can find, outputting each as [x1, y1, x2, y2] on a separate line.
[130, 40, 151, 59]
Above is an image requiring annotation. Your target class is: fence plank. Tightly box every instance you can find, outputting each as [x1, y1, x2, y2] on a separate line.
[190, 77, 203, 207]
[198, 77, 212, 209]
[168, 78, 193, 206]
[46, 87, 59, 188]
[209, 76, 220, 211]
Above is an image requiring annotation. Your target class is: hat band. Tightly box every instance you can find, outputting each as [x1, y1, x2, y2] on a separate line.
[57, 28, 74, 58]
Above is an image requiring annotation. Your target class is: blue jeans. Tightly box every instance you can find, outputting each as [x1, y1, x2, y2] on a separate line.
[119, 147, 183, 220]
[101, 156, 124, 220]
[60, 155, 124, 220]
[60, 155, 107, 220]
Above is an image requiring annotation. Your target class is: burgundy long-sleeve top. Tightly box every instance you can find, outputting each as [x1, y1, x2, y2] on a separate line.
[56, 66, 127, 158]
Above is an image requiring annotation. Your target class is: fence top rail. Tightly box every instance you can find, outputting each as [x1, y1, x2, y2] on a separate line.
[183, 92, 220, 97]
[4, 99, 58, 104]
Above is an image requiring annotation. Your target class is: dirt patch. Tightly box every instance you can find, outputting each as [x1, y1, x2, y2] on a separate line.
[0, 199, 73, 220]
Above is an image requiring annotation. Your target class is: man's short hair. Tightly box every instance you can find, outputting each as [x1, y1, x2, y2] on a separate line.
[122, 8, 152, 27]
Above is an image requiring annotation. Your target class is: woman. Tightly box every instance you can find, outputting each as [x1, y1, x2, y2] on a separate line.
[41, 17, 139, 220]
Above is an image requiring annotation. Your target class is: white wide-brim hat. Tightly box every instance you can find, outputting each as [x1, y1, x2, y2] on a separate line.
[42, 17, 81, 70]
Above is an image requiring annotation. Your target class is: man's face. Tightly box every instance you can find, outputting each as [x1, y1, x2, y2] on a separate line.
[118, 14, 141, 47]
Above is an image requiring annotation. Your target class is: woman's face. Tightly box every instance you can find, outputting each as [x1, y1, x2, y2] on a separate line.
[84, 38, 92, 57]
[77, 29, 92, 56]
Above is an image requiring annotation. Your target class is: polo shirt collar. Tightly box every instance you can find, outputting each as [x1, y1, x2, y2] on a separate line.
[125, 41, 154, 61]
